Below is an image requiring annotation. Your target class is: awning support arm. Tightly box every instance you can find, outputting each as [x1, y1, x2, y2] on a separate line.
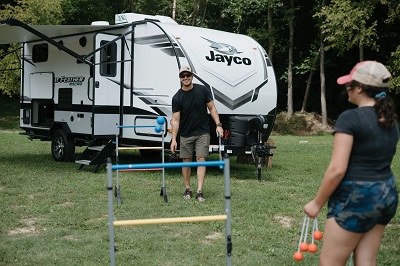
[1, 17, 93, 66]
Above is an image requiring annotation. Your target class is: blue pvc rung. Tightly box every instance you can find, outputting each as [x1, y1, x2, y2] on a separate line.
[117, 125, 158, 129]
[112, 160, 224, 171]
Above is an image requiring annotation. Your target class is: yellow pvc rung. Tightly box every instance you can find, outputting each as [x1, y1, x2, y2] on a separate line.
[113, 215, 227, 226]
[118, 146, 163, 150]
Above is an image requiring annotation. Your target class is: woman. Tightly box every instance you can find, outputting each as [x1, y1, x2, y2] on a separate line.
[304, 61, 399, 266]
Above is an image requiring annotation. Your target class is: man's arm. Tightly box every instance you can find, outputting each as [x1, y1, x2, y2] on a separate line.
[170, 111, 180, 153]
[207, 101, 224, 137]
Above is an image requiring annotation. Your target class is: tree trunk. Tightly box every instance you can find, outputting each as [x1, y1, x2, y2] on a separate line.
[301, 69, 314, 112]
[267, 6, 274, 62]
[130, 0, 136, 12]
[191, 0, 201, 26]
[287, 0, 294, 118]
[359, 41, 364, 61]
[201, 0, 207, 25]
[302, 52, 319, 112]
[320, 0, 328, 127]
[172, 0, 177, 20]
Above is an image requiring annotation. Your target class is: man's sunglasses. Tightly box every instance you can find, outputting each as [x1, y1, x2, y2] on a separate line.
[179, 73, 193, 78]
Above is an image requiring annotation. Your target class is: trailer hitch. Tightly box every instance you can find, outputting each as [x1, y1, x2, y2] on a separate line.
[251, 143, 277, 182]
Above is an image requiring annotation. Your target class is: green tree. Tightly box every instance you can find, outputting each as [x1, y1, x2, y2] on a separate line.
[317, 0, 378, 61]
[380, 0, 400, 92]
[61, 0, 127, 25]
[1, 0, 63, 25]
[0, 0, 63, 96]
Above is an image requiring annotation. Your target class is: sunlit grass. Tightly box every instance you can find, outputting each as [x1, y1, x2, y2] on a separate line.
[0, 132, 399, 265]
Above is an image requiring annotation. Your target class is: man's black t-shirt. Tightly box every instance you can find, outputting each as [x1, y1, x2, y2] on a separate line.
[172, 83, 213, 137]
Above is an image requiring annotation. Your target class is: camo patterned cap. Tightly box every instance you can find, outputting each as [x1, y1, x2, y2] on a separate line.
[179, 65, 192, 74]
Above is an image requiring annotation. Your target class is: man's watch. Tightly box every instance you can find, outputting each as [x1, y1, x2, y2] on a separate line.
[216, 123, 222, 127]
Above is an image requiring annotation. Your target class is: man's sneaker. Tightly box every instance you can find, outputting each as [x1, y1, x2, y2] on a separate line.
[196, 191, 205, 202]
[183, 188, 192, 200]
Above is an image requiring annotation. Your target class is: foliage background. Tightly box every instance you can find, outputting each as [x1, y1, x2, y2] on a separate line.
[1, 0, 400, 121]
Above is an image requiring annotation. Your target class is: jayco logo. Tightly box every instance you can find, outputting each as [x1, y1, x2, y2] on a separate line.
[202, 37, 251, 66]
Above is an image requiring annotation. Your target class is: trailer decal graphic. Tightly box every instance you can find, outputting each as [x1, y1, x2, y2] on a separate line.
[201, 37, 242, 55]
[55, 76, 85, 86]
[135, 35, 184, 57]
[202, 37, 251, 66]
[107, 78, 170, 116]
[212, 79, 267, 110]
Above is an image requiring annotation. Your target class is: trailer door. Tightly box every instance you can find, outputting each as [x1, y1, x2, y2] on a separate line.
[93, 33, 123, 136]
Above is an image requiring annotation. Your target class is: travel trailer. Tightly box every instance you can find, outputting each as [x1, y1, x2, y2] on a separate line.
[0, 13, 277, 171]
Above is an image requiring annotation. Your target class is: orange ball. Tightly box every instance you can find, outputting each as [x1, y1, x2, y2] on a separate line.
[308, 243, 318, 253]
[313, 230, 323, 240]
[299, 242, 309, 252]
[293, 251, 304, 261]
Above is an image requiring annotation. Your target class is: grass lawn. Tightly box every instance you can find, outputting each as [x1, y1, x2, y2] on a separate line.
[0, 99, 399, 265]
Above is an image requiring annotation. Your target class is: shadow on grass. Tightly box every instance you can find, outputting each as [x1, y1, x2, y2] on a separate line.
[1, 148, 280, 183]
[0, 153, 80, 172]
[99, 152, 280, 182]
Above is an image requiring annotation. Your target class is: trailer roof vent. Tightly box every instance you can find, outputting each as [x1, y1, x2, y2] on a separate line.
[115, 13, 177, 25]
[91, 21, 110, 26]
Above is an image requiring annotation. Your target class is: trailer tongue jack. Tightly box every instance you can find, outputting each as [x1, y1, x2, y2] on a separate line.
[252, 144, 276, 182]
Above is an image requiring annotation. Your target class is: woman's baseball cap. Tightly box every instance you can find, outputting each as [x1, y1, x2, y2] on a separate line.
[337, 60, 391, 87]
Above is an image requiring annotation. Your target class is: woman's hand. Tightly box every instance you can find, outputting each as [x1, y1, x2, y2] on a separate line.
[304, 200, 323, 218]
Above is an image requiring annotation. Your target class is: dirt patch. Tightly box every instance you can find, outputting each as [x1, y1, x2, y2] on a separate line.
[63, 235, 79, 241]
[84, 216, 107, 225]
[273, 112, 333, 136]
[303, 112, 333, 135]
[205, 232, 222, 240]
[7, 218, 45, 236]
[58, 201, 74, 207]
[200, 231, 223, 244]
[273, 215, 295, 228]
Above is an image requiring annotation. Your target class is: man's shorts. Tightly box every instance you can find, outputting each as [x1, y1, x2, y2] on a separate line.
[327, 176, 398, 233]
[179, 134, 210, 159]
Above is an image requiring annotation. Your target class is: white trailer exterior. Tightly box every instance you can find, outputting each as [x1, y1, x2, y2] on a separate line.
[0, 13, 277, 169]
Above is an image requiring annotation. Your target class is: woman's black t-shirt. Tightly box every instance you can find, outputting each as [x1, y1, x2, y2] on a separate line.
[334, 106, 399, 181]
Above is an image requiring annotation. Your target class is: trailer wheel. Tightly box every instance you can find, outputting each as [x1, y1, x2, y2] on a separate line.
[52, 129, 75, 162]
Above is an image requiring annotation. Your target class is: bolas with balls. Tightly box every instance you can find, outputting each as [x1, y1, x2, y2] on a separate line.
[154, 125, 162, 133]
[313, 230, 323, 240]
[299, 242, 309, 252]
[156, 116, 165, 125]
[308, 243, 318, 253]
[293, 252, 304, 261]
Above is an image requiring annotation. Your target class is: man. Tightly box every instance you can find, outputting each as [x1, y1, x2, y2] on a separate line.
[170, 66, 224, 202]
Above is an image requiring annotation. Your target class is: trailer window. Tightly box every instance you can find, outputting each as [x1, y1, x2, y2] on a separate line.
[100, 41, 117, 77]
[32, 43, 49, 63]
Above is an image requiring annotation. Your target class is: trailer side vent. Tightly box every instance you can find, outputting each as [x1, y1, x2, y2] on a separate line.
[58, 88, 73, 110]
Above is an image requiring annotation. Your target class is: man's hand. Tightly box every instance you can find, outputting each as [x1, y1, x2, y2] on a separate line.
[170, 139, 178, 154]
[216, 127, 224, 138]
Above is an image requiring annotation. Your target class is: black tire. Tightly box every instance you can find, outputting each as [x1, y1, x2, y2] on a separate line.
[51, 129, 75, 162]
